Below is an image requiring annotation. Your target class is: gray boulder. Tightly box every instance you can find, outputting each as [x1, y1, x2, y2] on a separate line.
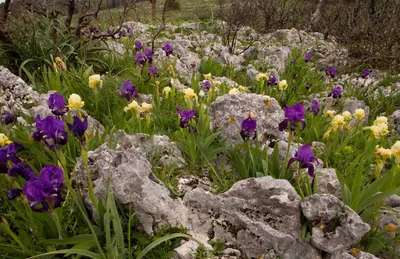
[113, 131, 186, 169]
[0, 66, 41, 118]
[73, 143, 188, 236]
[328, 250, 380, 259]
[183, 177, 320, 259]
[384, 194, 400, 208]
[259, 45, 291, 71]
[74, 144, 319, 259]
[342, 99, 369, 122]
[246, 64, 259, 80]
[314, 168, 341, 198]
[301, 194, 370, 253]
[389, 110, 400, 136]
[0, 67, 104, 135]
[208, 93, 287, 147]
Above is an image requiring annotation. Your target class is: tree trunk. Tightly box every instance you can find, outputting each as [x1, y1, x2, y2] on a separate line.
[369, 0, 376, 16]
[65, 0, 76, 29]
[1, 0, 12, 25]
[151, 0, 157, 20]
[305, 0, 323, 31]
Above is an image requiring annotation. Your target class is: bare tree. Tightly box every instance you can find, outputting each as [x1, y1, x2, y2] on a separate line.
[151, 0, 157, 20]
[1, 0, 12, 24]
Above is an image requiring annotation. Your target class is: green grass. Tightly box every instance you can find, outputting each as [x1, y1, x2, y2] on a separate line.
[98, 0, 217, 26]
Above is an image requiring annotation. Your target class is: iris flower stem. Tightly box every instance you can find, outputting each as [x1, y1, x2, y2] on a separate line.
[82, 147, 98, 210]
[285, 131, 294, 170]
[5, 227, 25, 250]
[56, 150, 68, 183]
[93, 88, 99, 115]
[50, 210, 63, 239]
[138, 116, 142, 133]
[295, 172, 305, 200]
[56, 150, 105, 258]
[63, 171, 106, 259]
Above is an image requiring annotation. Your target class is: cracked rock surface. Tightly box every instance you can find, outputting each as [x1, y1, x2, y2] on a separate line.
[73, 140, 320, 258]
[208, 93, 287, 147]
[301, 194, 370, 253]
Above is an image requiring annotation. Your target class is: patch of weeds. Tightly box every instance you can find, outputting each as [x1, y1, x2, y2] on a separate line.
[195, 244, 210, 259]
[209, 238, 225, 256]
[153, 165, 182, 196]
[379, 74, 400, 87]
[199, 58, 225, 77]
[131, 225, 186, 258]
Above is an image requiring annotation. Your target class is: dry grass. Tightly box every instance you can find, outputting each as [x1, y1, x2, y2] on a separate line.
[98, 0, 217, 26]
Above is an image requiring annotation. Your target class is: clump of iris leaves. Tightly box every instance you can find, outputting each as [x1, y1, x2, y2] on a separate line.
[0, 26, 400, 259]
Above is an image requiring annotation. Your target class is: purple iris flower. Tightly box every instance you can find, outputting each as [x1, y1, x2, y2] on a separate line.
[1, 110, 13, 125]
[327, 67, 337, 78]
[304, 53, 312, 63]
[7, 188, 22, 200]
[119, 30, 126, 37]
[144, 48, 153, 63]
[328, 86, 342, 99]
[135, 52, 146, 65]
[135, 41, 143, 51]
[8, 162, 36, 181]
[107, 28, 113, 35]
[23, 180, 49, 211]
[38, 165, 64, 193]
[203, 80, 211, 90]
[177, 106, 196, 128]
[0, 143, 20, 165]
[361, 69, 372, 79]
[148, 66, 158, 77]
[48, 93, 69, 117]
[120, 81, 139, 101]
[240, 117, 257, 140]
[22, 166, 64, 212]
[292, 60, 297, 65]
[89, 26, 99, 35]
[308, 101, 320, 116]
[162, 42, 173, 56]
[288, 144, 317, 177]
[33, 115, 68, 150]
[191, 64, 196, 69]
[279, 103, 306, 132]
[125, 25, 132, 33]
[67, 116, 88, 145]
[268, 76, 277, 86]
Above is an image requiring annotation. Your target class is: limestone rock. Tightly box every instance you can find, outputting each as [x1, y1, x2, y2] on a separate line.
[174, 240, 199, 259]
[328, 250, 356, 259]
[72, 143, 188, 236]
[328, 250, 379, 259]
[312, 141, 327, 157]
[342, 99, 369, 122]
[384, 194, 400, 208]
[74, 145, 319, 259]
[315, 168, 341, 198]
[301, 194, 370, 253]
[389, 110, 400, 136]
[246, 64, 259, 80]
[177, 175, 213, 194]
[209, 93, 287, 147]
[183, 177, 320, 259]
[260, 45, 291, 71]
[114, 131, 186, 169]
[0, 66, 41, 118]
